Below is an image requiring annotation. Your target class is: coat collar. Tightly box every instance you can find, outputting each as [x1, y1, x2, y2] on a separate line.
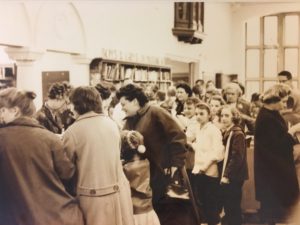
[124, 103, 151, 120]
[137, 103, 151, 116]
[75, 111, 103, 122]
[2, 116, 45, 129]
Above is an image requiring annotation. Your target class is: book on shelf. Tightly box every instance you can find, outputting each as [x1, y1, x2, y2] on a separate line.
[148, 70, 158, 82]
[125, 68, 133, 80]
[120, 66, 125, 80]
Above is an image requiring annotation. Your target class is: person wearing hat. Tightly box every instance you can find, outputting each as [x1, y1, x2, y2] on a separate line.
[121, 130, 161, 225]
[254, 83, 300, 224]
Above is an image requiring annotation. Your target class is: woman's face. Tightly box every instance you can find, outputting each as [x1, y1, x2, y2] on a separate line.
[0, 107, 18, 124]
[120, 97, 141, 117]
[176, 88, 189, 103]
[196, 108, 210, 126]
[220, 107, 234, 129]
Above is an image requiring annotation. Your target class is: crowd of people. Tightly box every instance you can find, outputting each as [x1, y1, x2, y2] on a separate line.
[1, 70, 300, 225]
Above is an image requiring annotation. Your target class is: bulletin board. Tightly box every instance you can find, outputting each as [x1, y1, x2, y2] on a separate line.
[42, 71, 69, 103]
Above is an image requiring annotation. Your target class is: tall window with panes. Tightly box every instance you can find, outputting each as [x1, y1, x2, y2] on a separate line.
[245, 13, 300, 99]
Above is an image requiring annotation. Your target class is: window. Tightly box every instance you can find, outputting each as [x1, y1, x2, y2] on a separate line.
[245, 13, 300, 99]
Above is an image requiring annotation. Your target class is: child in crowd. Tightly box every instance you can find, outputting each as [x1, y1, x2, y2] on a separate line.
[182, 97, 201, 170]
[208, 95, 225, 129]
[219, 105, 249, 225]
[191, 103, 224, 225]
[121, 130, 161, 225]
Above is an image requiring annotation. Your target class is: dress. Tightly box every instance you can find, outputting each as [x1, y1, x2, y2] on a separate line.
[123, 159, 160, 225]
[254, 107, 299, 219]
[63, 112, 134, 225]
[0, 117, 84, 225]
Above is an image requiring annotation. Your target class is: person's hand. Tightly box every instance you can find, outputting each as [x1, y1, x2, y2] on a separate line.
[288, 123, 300, 136]
[220, 177, 229, 184]
[164, 166, 178, 177]
[199, 169, 205, 175]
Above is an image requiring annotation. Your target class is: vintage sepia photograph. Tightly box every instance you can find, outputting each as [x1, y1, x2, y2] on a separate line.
[1, 1, 300, 225]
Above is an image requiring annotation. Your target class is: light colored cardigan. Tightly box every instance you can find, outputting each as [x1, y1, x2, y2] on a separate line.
[192, 121, 224, 178]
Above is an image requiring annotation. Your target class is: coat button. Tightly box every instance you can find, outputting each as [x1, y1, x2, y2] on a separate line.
[113, 185, 119, 192]
[90, 189, 96, 195]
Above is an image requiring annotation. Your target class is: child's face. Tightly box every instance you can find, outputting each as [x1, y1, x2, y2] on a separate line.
[183, 103, 196, 119]
[220, 108, 234, 128]
[196, 108, 210, 126]
[209, 99, 221, 116]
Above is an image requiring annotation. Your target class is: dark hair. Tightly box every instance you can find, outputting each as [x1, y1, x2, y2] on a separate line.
[156, 90, 166, 102]
[95, 82, 111, 100]
[278, 70, 292, 80]
[251, 93, 261, 103]
[48, 82, 66, 100]
[116, 84, 149, 107]
[0, 88, 36, 116]
[176, 82, 193, 97]
[195, 79, 204, 85]
[192, 85, 201, 95]
[69, 86, 102, 115]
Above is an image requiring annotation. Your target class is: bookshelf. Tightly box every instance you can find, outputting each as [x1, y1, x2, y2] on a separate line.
[90, 58, 172, 91]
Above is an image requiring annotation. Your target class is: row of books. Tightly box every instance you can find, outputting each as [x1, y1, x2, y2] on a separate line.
[99, 63, 171, 82]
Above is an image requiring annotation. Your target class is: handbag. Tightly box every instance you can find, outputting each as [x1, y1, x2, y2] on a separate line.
[164, 166, 201, 225]
[165, 167, 189, 199]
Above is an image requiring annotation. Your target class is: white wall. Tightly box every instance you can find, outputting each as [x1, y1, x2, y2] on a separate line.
[200, 3, 233, 82]
[0, 1, 233, 106]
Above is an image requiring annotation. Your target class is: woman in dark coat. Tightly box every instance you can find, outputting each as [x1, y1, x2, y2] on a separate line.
[116, 84, 188, 225]
[0, 88, 84, 225]
[254, 83, 300, 223]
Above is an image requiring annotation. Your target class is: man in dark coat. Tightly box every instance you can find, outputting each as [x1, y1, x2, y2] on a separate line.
[254, 83, 300, 223]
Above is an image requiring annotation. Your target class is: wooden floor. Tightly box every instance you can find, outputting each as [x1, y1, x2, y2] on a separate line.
[239, 142, 300, 225]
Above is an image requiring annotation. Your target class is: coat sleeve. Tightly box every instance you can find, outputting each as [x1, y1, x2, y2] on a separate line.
[256, 115, 296, 152]
[51, 135, 76, 180]
[223, 131, 246, 181]
[155, 108, 187, 167]
[58, 130, 77, 179]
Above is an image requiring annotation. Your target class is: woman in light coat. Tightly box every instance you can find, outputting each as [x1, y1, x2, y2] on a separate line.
[63, 86, 134, 225]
